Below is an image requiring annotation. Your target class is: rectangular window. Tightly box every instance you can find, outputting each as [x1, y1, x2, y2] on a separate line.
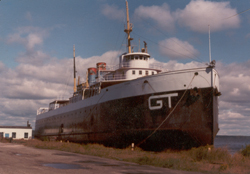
[12, 132, 16, 138]
[131, 55, 134, 60]
[24, 133, 28, 138]
[146, 71, 148, 76]
[0, 132, 3, 138]
[5, 133, 9, 138]
[152, 71, 154, 75]
[139, 70, 142, 75]
[132, 70, 135, 75]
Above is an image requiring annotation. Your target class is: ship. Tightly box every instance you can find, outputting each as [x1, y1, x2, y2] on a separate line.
[35, 1, 221, 150]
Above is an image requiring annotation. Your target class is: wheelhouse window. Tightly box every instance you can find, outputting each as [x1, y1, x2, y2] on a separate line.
[132, 70, 135, 75]
[139, 70, 142, 75]
[131, 55, 134, 60]
[125, 56, 129, 61]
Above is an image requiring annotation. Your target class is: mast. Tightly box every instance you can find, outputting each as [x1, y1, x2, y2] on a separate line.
[209, 25, 211, 63]
[73, 45, 77, 93]
[124, 0, 133, 53]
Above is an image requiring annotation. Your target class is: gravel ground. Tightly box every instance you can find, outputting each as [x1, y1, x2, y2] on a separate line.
[0, 142, 203, 174]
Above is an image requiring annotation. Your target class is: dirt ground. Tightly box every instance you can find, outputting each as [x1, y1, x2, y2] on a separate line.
[0, 142, 203, 174]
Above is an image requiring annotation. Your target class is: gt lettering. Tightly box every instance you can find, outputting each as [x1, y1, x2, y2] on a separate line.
[148, 93, 178, 110]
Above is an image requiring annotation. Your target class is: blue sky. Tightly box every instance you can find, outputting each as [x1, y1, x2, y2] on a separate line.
[0, 0, 250, 136]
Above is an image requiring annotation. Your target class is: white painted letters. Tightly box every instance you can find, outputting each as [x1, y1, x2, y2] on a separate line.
[148, 93, 178, 110]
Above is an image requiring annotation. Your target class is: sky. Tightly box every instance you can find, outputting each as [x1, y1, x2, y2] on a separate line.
[0, 0, 250, 136]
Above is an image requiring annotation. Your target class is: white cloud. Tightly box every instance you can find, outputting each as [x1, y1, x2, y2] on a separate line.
[17, 50, 51, 65]
[218, 110, 250, 135]
[132, 1, 239, 33]
[102, 4, 125, 21]
[134, 3, 175, 31]
[26, 33, 43, 50]
[150, 59, 204, 72]
[158, 37, 199, 59]
[217, 61, 250, 104]
[0, 50, 121, 127]
[215, 61, 250, 135]
[7, 26, 48, 50]
[175, 0, 240, 33]
[6, 26, 50, 65]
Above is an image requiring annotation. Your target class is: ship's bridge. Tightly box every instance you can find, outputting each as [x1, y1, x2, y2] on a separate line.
[119, 52, 150, 69]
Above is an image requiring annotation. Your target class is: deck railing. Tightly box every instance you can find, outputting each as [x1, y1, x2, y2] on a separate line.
[91, 63, 167, 83]
[37, 108, 49, 115]
[103, 63, 164, 71]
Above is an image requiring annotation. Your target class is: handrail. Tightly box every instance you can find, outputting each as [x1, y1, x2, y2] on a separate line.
[37, 108, 49, 115]
[104, 63, 164, 71]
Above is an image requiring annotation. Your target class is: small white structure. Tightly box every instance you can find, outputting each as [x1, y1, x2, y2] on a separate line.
[0, 122, 32, 140]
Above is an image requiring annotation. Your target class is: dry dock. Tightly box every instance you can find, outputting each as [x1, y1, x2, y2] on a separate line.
[0, 142, 202, 174]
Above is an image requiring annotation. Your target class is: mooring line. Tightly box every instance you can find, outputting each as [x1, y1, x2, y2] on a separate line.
[136, 74, 196, 147]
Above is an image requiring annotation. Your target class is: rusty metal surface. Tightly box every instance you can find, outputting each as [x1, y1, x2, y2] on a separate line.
[35, 87, 219, 150]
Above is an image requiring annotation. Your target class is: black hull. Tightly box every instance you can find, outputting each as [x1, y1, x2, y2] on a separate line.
[35, 87, 219, 150]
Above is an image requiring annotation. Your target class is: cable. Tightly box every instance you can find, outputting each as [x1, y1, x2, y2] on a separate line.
[136, 74, 196, 147]
[133, 31, 203, 63]
[224, 7, 250, 20]
[137, 16, 202, 62]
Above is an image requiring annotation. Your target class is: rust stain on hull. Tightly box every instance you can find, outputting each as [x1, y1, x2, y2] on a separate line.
[35, 87, 219, 150]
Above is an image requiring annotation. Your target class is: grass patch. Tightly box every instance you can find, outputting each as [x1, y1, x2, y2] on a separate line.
[241, 144, 250, 157]
[9, 139, 250, 174]
[0, 137, 13, 143]
[188, 145, 231, 163]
